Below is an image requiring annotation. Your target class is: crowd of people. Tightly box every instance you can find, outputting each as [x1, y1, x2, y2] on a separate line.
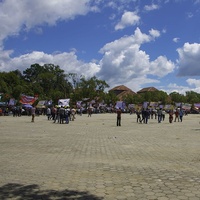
[135, 108, 186, 124]
[0, 104, 188, 127]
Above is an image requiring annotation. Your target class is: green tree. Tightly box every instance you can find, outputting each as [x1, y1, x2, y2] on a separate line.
[185, 91, 200, 104]
[78, 76, 109, 101]
[23, 63, 73, 100]
[169, 92, 186, 103]
[104, 91, 119, 106]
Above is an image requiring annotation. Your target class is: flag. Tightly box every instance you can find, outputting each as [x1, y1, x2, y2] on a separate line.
[20, 94, 38, 105]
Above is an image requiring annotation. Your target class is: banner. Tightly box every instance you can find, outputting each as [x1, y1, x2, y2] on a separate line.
[149, 102, 158, 107]
[182, 103, 192, 110]
[175, 102, 182, 107]
[115, 101, 126, 109]
[20, 94, 38, 105]
[36, 100, 46, 108]
[143, 102, 149, 109]
[58, 99, 70, 106]
[8, 98, 16, 106]
[194, 103, 200, 109]
[76, 101, 82, 108]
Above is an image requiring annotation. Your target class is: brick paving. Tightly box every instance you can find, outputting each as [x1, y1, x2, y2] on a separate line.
[0, 113, 200, 200]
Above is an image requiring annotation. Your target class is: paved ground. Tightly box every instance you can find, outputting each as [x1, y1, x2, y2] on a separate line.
[0, 113, 200, 200]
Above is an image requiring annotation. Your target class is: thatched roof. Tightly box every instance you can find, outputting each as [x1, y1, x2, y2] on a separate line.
[109, 85, 136, 100]
[109, 85, 133, 92]
[137, 87, 158, 94]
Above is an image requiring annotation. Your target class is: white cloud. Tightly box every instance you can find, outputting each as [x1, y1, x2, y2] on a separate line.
[149, 29, 160, 38]
[0, 50, 100, 77]
[186, 12, 194, 18]
[187, 78, 200, 86]
[173, 37, 180, 43]
[0, 0, 94, 46]
[115, 11, 140, 30]
[165, 83, 191, 94]
[150, 56, 175, 77]
[166, 80, 200, 94]
[177, 42, 200, 76]
[98, 28, 175, 89]
[186, 78, 200, 93]
[144, 4, 160, 11]
[194, 0, 200, 4]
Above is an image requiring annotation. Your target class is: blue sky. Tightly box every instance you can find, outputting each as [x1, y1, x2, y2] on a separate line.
[1, 0, 200, 94]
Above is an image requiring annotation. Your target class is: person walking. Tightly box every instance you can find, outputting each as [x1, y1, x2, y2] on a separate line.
[116, 107, 122, 126]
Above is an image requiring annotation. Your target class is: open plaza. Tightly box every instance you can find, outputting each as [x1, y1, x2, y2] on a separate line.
[0, 113, 200, 200]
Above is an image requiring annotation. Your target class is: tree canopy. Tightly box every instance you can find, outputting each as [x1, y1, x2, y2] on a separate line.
[1, 63, 200, 106]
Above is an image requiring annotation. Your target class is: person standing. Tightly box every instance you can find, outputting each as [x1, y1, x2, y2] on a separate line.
[162, 109, 166, 121]
[157, 108, 162, 123]
[64, 107, 69, 124]
[174, 109, 179, 122]
[71, 108, 76, 121]
[136, 109, 141, 123]
[116, 107, 122, 126]
[144, 109, 150, 124]
[88, 107, 92, 117]
[59, 106, 65, 124]
[179, 109, 184, 122]
[169, 110, 173, 123]
[51, 106, 56, 120]
[140, 108, 145, 123]
[31, 105, 36, 122]
[46, 107, 51, 120]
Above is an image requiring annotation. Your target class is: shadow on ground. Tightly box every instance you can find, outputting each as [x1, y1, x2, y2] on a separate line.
[0, 183, 103, 200]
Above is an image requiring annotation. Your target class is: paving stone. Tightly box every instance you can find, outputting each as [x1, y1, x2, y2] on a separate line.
[0, 114, 200, 199]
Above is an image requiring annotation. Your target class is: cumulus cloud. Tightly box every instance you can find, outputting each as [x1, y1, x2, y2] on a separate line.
[97, 27, 175, 88]
[150, 56, 175, 77]
[186, 78, 200, 93]
[0, 50, 100, 77]
[115, 11, 140, 30]
[149, 29, 160, 38]
[187, 78, 200, 87]
[166, 80, 200, 94]
[177, 42, 200, 76]
[0, 0, 94, 45]
[165, 83, 192, 94]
